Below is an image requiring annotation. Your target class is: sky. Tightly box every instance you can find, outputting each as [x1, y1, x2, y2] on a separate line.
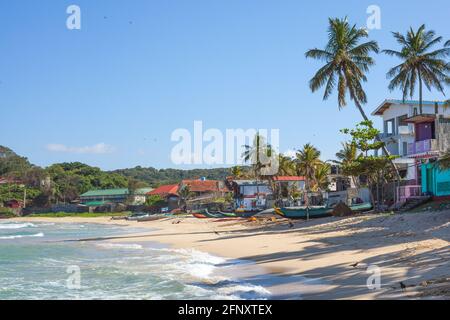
[1, 0, 449, 171]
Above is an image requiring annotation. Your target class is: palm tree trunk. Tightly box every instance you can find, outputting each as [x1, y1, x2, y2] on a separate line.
[353, 99, 401, 181]
[418, 72, 423, 115]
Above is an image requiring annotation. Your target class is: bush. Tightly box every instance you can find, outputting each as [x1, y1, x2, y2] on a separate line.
[0, 207, 16, 218]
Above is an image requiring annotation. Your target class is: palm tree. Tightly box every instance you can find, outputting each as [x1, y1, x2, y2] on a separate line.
[334, 142, 361, 188]
[242, 133, 274, 196]
[278, 154, 296, 176]
[231, 166, 243, 179]
[383, 25, 450, 114]
[305, 17, 400, 178]
[178, 185, 192, 210]
[295, 144, 322, 207]
[305, 18, 378, 120]
[314, 163, 331, 192]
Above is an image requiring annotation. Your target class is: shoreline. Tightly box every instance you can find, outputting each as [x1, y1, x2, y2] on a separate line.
[10, 211, 450, 300]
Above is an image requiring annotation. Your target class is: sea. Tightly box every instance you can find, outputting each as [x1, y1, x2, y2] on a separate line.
[0, 221, 272, 300]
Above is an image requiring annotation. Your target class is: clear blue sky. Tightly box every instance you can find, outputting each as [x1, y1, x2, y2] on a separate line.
[1, 0, 449, 170]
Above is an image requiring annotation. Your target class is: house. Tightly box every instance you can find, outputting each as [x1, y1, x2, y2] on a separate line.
[421, 162, 450, 198]
[230, 180, 273, 211]
[80, 188, 152, 206]
[80, 188, 128, 206]
[372, 99, 450, 201]
[133, 188, 154, 204]
[272, 176, 305, 196]
[180, 179, 230, 198]
[147, 184, 180, 210]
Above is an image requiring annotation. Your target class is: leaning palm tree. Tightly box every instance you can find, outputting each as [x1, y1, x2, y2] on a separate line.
[305, 17, 400, 178]
[305, 18, 378, 121]
[383, 25, 450, 114]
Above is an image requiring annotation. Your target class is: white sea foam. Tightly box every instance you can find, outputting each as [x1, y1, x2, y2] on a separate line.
[0, 223, 36, 229]
[217, 284, 271, 298]
[0, 232, 44, 240]
[96, 243, 144, 250]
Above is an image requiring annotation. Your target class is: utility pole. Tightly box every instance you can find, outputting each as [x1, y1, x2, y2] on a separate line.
[23, 186, 27, 208]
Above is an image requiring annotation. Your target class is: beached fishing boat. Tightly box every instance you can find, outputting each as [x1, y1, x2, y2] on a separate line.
[126, 213, 150, 221]
[192, 213, 208, 219]
[349, 202, 373, 213]
[136, 215, 165, 222]
[274, 206, 333, 219]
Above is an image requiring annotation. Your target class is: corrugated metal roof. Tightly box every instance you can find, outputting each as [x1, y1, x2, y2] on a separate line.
[80, 188, 129, 197]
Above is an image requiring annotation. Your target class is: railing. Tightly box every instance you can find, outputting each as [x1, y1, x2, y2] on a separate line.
[407, 139, 438, 155]
[397, 185, 422, 202]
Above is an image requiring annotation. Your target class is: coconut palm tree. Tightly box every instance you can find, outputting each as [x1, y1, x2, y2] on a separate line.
[242, 133, 274, 196]
[178, 185, 192, 210]
[314, 163, 331, 192]
[305, 18, 378, 120]
[295, 144, 322, 205]
[334, 142, 361, 188]
[305, 17, 400, 179]
[383, 25, 450, 114]
[278, 154, 296, 176]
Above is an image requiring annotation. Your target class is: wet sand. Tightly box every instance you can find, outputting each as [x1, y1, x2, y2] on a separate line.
[14, 210, 450, 299]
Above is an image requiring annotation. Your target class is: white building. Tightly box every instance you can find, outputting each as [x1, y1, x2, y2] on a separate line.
[372, 99, 450, 200]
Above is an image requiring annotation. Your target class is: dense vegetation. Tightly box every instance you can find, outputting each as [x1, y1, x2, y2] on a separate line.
[0, 145, 234, 207]
[111, 166, 232, 187]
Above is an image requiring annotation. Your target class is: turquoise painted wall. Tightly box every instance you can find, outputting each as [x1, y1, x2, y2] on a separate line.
[421, 163, 450, 196]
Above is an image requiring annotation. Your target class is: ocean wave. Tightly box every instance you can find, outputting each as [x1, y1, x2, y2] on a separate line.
[96, 243, 144, 250]
[0, 223, 36, 230]
[217, 284, 271, 299]
[0, 232, 44, 240]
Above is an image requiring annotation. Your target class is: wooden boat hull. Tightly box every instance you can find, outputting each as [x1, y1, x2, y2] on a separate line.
[137, 215, 166, 222]
[275, 207, 333, 219]
[349, 203, 373, 212]
[192, 213, 208, 219]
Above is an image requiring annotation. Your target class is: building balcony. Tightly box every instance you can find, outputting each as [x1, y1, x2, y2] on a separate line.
[398, 125, 413, 135]
[407, 139, 439, 156]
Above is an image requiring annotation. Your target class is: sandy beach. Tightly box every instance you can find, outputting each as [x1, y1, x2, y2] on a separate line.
[13, 210, 450, 300]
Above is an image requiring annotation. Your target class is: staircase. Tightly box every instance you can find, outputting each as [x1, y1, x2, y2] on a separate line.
[394, 196, 431, 213]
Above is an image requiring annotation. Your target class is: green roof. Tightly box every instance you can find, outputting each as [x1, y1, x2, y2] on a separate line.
[84, 201, 111, 207]
[80, 188, 129, 198]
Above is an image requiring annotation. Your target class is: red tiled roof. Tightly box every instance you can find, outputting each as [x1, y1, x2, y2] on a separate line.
[147, 184, 179, 196]
[181, 180, 222, 192]
[273, 176, 305, 181]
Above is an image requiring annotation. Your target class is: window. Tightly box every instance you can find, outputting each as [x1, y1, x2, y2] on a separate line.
[403, 142, 408, 156]
[398, 114, 408, 126]
[384, 119, 395, 135]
